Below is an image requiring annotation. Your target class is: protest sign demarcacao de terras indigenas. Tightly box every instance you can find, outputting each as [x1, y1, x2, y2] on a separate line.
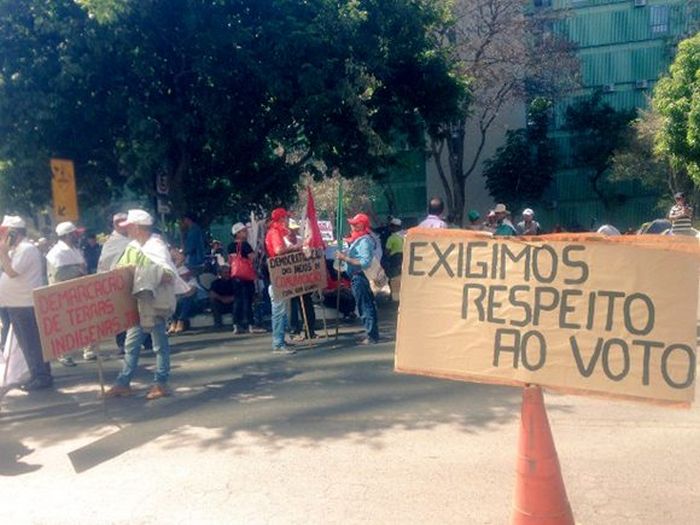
[33, 267, 139, 361]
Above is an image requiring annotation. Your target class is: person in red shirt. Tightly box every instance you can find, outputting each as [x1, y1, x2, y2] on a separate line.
[265, 208, 296, 354]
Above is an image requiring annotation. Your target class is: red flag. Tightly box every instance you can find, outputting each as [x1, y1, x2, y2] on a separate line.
[302, 186, 325, 249]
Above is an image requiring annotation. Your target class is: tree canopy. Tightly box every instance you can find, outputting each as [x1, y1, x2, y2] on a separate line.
[0, 0, 465, 225]
[652, 32, 700, 185]
[565, 92, 635, 209]
[483, 97, 556, 212]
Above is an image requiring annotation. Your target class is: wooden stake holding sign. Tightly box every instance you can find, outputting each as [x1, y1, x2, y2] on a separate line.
[298, 295, 313, 342]
[395, 229, 700, 522]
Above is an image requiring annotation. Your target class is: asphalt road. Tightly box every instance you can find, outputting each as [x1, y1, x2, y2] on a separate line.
[1, 306, 698, 524]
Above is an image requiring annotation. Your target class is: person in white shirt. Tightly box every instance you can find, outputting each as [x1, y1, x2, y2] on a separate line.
[97, 213, 130, 272]
[418, 197, 448, 229]
[0, 215, 52, 391]
[45, 221, 96, 366]
[97, 213, 131, 355]
[516, 208, 542, 236]
[46, 221, 86, 283]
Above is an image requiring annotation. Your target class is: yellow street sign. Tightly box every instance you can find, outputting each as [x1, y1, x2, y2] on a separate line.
[50, 158, 79, 222]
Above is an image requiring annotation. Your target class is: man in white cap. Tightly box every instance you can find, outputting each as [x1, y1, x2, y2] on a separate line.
[596, 224, 621, 236]
[105, 209, 188, 400]
[384, 217, 404, 275]
[97, 212, 131, 354]
[517, 208, 541, 236]
[0, 215, 53, 391]
[46, 221, 92, 365]
[46, 221, 86, 282]
[98, 213, 130, 271]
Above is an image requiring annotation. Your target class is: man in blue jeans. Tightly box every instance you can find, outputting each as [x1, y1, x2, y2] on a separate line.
[104, 209, 189, 400]
[335, 213, 379, 344]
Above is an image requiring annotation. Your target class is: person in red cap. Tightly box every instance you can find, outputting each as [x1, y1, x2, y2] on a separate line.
[335, 213, 380, 344]
[265, 208, 296, 354]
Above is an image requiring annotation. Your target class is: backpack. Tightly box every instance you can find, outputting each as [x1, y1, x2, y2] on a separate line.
[350, 235, 388, 288]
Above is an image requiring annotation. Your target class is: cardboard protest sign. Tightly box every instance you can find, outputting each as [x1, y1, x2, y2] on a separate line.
[33, 268, 139, 361]
[317, 220, 335, 242]
[268, 248, 327, 300]
[395, 230, 700, 407]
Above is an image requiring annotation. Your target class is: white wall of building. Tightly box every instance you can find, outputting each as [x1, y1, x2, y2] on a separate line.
[426, 100, 526, 220]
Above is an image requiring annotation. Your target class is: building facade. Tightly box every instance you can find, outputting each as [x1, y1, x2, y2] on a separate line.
[418, 0, 697, 230]
[538, 0, 697, 230]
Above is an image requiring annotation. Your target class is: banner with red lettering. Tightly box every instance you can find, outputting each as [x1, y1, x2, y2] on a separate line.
[33, 268, 139, 360]
[268, 248, 327, 300]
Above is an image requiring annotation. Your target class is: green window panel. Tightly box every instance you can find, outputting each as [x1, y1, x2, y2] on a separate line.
[554, 169, 598, 200]
[562, 6, 651, 48]
[580, 47, 667, 86]
[374, 183, 426, 218]
[555, 1, 688, 48]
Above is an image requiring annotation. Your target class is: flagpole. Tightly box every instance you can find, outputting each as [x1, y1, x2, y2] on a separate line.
[335, 177, 343, 342]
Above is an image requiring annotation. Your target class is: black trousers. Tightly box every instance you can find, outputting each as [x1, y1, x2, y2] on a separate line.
[211, 298, 233, 326]
[233, 279, 255, 328]
[6, 307, 51, 383]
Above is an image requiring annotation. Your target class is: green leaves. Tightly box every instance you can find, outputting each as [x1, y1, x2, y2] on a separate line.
[653, 32, 700, 183]
[483, 98, 556, 211]
[0, 0, 463, 224]
[75, 1, 130, 24]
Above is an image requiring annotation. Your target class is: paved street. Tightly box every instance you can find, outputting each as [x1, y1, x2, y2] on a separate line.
[1, 306, 699, 524]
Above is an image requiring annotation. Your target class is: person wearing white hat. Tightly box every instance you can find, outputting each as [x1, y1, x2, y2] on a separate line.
[46, 221, 86, 283]
[97, 213, 130, 272]
[105, 209, 188, 400]
[517, 208, 541, 236]
[0, 215, 53, 391]
[596, 224, 621, 236]
[385, 218, 404, 255]
[227, 222, 260, 334]
[384, 217, 405, 302]
[46, 221, 90, 366]
[96, 212, 131, 355]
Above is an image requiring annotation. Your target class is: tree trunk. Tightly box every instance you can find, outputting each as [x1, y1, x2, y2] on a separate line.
[590, 168, 610, 211]
[447, 124, 466, 227]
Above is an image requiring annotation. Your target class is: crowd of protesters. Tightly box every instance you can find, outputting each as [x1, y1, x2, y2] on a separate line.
[0, 201, 388, 398]
[2, 190, 698, 400]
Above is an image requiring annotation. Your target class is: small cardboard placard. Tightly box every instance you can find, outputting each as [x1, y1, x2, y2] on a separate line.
[33, 268, 139, 360]
[395, 230, 700, 407]
[317, 220, 335, 242]
[268, 248, 327, 300]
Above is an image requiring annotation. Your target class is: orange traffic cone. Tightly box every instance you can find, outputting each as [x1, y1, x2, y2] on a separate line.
[511, 385, 574, 525]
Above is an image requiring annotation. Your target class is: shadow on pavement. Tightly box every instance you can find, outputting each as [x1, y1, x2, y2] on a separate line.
[1, 303, 526, 474]
[0, 435, 42, 476]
